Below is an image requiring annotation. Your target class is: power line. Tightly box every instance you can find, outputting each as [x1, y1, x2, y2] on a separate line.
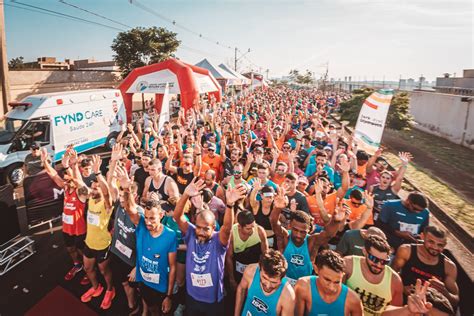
[11, 0, 124, 31]
[58, 0, 133, 29]
[129, 0, 234, 51]
[6, 1, 229, 61]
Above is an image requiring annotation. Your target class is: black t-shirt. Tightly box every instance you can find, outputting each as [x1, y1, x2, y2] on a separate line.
[134, 167, 149, 197]
[372, 185, 399, 222]
[287, 191, 310, 214]
[173, 167, 194, 195]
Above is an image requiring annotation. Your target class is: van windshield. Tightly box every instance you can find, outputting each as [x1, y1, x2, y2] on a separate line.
[0, 118, 26, 143]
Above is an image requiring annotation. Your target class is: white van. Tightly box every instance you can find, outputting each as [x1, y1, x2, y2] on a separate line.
[0, 89, 127, 185]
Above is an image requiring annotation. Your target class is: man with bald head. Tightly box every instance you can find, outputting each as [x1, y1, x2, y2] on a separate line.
[174, 178, 247, 316]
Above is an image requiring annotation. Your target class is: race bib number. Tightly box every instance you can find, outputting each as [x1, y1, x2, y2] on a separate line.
[235, 261, 248, 274]
[62, 213, 74, 225]
[287, 277, 297, 287]
[115, 239, 132, 258]
[190, 273, 213, 288]
[140, 267, 160, 284]
[87, 212, 100, 226]
[399, 222, 420, 235]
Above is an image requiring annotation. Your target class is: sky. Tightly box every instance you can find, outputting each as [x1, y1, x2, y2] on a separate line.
[3, 0, 473, 81]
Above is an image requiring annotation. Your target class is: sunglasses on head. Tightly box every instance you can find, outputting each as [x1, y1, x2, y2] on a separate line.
[351, 200, 364, 206]
[367, 253, 390, 265]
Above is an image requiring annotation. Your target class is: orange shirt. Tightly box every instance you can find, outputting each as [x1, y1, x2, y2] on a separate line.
[357, 162, 367, 177]
[344, 199, 373, 226]
[268, 134, 285, 150]
[277, 152, 291, 166]
[200, 162, 211, 179]
[202, 154, 222, 174]
[272, 174, 286, 186]
[306, 191, 337, 227]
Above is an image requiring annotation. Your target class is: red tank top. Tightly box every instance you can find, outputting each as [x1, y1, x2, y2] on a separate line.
[62, 189, 86, 236]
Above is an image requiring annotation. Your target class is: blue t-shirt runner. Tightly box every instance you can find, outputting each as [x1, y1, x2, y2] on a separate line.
[307, 276, 348, 316]
[241, 267, 288, 316]
[184, 222, 228, 304]
[282, 231, 313, 286]
[135, 216, 177, 294]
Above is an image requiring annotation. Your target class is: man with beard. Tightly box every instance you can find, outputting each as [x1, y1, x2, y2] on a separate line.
[118, 165, 178, 316]
[222, 163, 250, 191]
[295, 250, 363, 315]
[166, 146, 202, 195]
[203, 169, 226, 202]
[392, 226, 459, 308]
[80, 155, 116, 310]
[270, 187, 345, 286]
[221, 142, 242, 179]
[344, 235, 403, 315]
[235, 250, 295, 316]
[134, 151, 152, 197]
[173, 179, 247, 316]
[41, 148, 89, 285]
[107, 144, 142, 313]
[369, 152, 412, 222]
[226, 210, 268, 290]
[143, 158, 180, 211]
[378, 192, 430, 249]
[282, 173, 310, 214]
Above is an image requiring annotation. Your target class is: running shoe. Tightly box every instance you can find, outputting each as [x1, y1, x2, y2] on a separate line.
[80, 275, 90, 285]
[81, 284, 104, 303]
[64, 264, 83, 281]
[100, 287, 116, 310]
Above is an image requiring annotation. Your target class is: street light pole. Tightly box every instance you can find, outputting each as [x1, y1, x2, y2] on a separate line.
[0, 2, 11, 115]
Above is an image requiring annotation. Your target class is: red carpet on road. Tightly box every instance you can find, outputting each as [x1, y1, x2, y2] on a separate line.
[25, 286, 97, 316]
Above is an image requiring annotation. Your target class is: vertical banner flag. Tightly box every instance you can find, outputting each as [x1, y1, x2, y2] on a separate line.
[158, 83, 170, 132]
[354, 89, 394, 154]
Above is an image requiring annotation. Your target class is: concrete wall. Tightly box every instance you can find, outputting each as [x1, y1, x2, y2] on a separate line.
[409, 91, 474, 149]
[0, 70, 122, 116]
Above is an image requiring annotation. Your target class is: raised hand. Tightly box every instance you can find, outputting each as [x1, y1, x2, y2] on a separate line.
[363, 190, 374, 209]
[115, 165, 131, 189]
[337, 157, 351, 172]
[40, 147, 49, 163]
[399, 152, 413, 166]
[407, 279, 432, 314]
[91, 155, 102, 174]
[274, 187, 289, 209]
[333, 200, 347, 222]
[252, 178, 263, 192]
[184, 178, 206, 197]
[127, 123, 134, 132]
[61, 150, 70, 167]
[374, 147, 383, 157]
[111, 143, 123, 161]
[315, 179, 325, 195]
[69, 149, 78, 165]
[226, 184, 248, 205]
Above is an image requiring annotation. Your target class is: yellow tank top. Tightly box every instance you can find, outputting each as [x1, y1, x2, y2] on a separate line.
[346, 256, 393, 316]
[232, 224, 261, 253]
[85, 199, 112, 250]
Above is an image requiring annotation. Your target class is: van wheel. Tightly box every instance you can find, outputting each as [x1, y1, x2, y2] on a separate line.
[105, 132, 119, 151]
[5, 163, 24, 187]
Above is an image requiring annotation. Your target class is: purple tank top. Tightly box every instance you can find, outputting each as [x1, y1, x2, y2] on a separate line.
[184, 223, 228, 303]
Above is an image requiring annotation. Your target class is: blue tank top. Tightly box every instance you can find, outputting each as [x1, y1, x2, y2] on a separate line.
[282, 231, 313, 285]
[241, 267, 288, 316]
[308, 276, 348, 316]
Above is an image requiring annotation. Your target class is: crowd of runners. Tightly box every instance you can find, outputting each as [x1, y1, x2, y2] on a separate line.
[34, 87, 460, 315]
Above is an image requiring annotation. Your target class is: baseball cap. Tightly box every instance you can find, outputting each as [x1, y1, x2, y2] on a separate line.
[297, 176, 309, 184]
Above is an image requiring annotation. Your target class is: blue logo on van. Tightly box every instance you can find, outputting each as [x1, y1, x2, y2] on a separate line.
[53, 110, 104, 126]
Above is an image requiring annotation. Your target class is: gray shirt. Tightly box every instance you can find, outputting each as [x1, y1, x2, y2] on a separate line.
[110, 202, 144, 267]
[336, 229, 365, 257]
[24, 153, 44, 176]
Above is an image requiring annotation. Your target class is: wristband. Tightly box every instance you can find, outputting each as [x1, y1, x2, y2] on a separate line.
[226, 203, 235, 208]
[94, 172, 101, 176]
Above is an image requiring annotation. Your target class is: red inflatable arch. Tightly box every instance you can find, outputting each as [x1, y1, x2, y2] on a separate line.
[118, 58, 221, 123]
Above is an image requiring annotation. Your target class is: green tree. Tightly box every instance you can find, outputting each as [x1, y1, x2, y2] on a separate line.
[340, 88, 413, 130]
[289, 69, 314, 85]
[111, 27, 180, 78]
[8, 56, 24, 69]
